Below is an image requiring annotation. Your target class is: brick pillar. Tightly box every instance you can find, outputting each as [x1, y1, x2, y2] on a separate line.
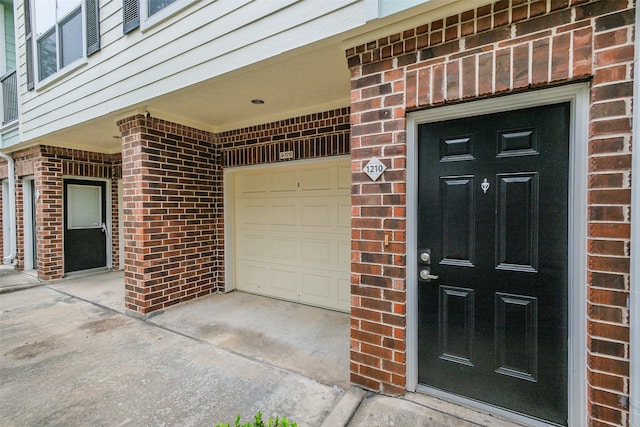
[34, 148, 64, 281]
[119, 115, 220, 316]
[110, 164, 122, 271]
[13, 147, 37, 272]
[585, 4, 634, 425]
[349, 61, 409, 395]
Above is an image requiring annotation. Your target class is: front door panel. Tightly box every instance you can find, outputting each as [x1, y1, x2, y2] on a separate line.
[417, 103, 569, 425]
[64, 179, 107, 273]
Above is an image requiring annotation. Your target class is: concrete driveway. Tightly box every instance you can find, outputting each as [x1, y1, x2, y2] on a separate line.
[0, 268, 524, 426]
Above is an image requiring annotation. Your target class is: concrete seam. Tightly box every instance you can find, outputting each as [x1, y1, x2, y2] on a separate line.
[320, 387, 367, 427]
[0, 283, 44, 294]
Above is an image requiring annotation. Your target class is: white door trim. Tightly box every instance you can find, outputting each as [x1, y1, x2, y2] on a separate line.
[2, 179, 9, 263]
[406, 84, 589, 427]
[22, 177, 36, 271]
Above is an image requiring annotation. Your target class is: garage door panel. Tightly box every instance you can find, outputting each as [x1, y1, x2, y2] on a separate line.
[236, 233, 268, 258]
[238, 201, 268, 225]
[271, 238, 298, 261]
[239, 172, 267, 195]
[272, 170, 298, 192]
[237, 263, 268, 294]
[302, 273, 332, 298]
[301, 166, 333, 191]
[234, 158, 350, 312]
[271, 269, 299, 300]
[302, 239, 330, 263]
[299, 233, 349, 267]
[338, 202, 351, 228]
[338, 241, 351, 266]
[302, 274, 350, 312]
[302, 203, 332, 227]
[272, 202, 297, 226]
[338, 278, 350, 308]
[339, 164, 351, 189]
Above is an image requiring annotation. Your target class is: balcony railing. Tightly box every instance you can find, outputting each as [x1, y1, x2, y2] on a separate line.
[1, 69, 18, 125]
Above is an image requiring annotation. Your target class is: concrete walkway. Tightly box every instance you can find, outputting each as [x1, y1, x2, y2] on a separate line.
[0, 267, 525, 426]
[0, 265, 42, 293]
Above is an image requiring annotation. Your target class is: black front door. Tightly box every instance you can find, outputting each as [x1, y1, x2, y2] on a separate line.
[64, 179, 107, 273]
[417, 103, 569, 425]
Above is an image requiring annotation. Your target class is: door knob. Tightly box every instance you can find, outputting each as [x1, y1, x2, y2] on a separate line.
[420, 269, 438, 281]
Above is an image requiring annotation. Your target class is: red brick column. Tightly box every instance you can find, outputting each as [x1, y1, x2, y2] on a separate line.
[34, 148, 64, 281]
[586, 4, 634, 424]
[349, 63, 408, 395]
[119, 115, 220, 315]
[110, 178, 120, 271]
[13, 147, 38, 272]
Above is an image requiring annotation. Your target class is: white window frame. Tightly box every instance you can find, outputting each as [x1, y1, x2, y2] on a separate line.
[31, 0, 87, 88]
[140, 0, 198, 32]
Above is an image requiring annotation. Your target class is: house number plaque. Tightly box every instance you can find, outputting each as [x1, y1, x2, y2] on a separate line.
[363, 158, 386, 181]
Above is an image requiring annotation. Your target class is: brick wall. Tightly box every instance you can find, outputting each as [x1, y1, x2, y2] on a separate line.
[55, 147, 122, 271]
[34, 148, 64, 280]
[10, 146, 120, 278]
[13, 147, 39, 271]
[346, 0, 633, 424]
[118, 115, 220, 315]
[219, 108, 351, 167]
[117, 109, 351, 315]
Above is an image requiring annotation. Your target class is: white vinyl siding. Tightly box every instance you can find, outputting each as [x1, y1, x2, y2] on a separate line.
[233, 159, 351, 312]
[17, 0, 364, 142]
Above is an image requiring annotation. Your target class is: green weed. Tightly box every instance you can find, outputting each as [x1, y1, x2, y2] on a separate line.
[215, 411, 298, 427]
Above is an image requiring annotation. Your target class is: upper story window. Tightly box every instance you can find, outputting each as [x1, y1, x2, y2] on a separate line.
[123, 0, 195, 34]
[28, 0, 100, 85]
[34, 0, 82, 81]
[149, 0, 177, 16]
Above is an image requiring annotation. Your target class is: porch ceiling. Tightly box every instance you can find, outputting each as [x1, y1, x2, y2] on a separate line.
[35, 42, 351, 155]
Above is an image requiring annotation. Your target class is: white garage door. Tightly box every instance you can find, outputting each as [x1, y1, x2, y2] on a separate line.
[233, 158, 351, 312]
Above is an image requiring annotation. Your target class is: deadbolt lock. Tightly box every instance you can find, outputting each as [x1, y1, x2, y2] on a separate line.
[418, 249, 432, 265]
